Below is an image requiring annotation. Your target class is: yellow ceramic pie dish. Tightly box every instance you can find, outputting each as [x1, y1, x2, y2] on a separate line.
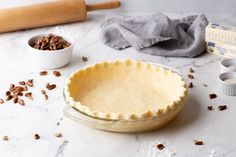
[64, 60, 187, 132]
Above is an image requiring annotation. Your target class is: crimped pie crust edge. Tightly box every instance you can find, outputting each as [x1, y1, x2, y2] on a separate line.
[65, 60, 187, 120]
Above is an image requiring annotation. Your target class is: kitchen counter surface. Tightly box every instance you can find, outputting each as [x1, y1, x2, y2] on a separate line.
[0, 12, 236, 157]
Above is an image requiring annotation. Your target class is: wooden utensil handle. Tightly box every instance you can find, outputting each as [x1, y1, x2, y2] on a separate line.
[86, 1, 121, 11]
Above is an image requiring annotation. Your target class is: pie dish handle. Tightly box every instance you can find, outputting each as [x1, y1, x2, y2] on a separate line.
[63, 104, 119, 126]
[63, 88, 116, 125]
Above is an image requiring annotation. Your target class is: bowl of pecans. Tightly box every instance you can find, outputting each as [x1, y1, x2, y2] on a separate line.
[27, 33, 74, 69]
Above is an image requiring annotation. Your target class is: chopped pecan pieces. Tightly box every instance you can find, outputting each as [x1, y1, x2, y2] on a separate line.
[207, 106, 213, 110]
[156, 144, 165, 150]
[11, 86, 25, 97]
[13, 97, 18, 104]
[19, 81, 26, 85]
[25, 92, 33, 100]
[17, 98, 25, 106]
[41, 89, 46, 95]
[14, 86, 24, 92]
[43, 94, 48, 100]
[26, 79, 34, 87]
[218, 105, 227, 111]
[53, 71, 61, 77]
[209, 93, 217, 99]
[46, 83, 56, 90]
[22, 86, 28, 91]
[2, 76, 59, 106]
[34, 134, 40, 140]
[189, 68, 195, 73]
[194, 140, 204, 145]
[54, 132, 62, 138]
[6, 95, 13, 101]
[33, 34, 71, 51]
[39, 71, 48, 76]
[15, 92, 23, 97]
[5, 91, 11, 96]
[0, 99, 4, 104]
[9, 84, 15, 91]
[2, 136, 8, 141]
[41, 89, 48, 100]
[188, 82, 193, 88]
[82, 56, 88, 62]
[188, 74, 194, 79]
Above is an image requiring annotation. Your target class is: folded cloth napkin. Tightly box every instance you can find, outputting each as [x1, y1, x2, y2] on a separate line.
[100, 13, 208, 57]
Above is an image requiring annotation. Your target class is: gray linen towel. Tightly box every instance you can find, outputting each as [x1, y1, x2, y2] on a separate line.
[100, 13, 208, 57]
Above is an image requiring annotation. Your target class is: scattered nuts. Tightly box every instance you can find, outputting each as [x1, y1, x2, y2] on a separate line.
[39, 71, 48, 76]
[43, 94, 48, 100]
[22, 86, 28, 91]
[53, 71, 61, 77]
[194, 140, 204, 145]
[54, 132, 62, 138]
[28, 79, 33, 83]
[49, 84, 56, 90]
[5, 91, 11, 96]
[25, 92, 33, 100]
[0, 99, 4, 104]
[6, 95, 13, 101]
[18, 92, 23, 96]
[11, 86, 25, 97]
[189, 68, 195, 73]
[17, 98, 25, 106]
[9, 84, 15, 91]
[3, 77, 59, 106]
[156, 144, 165, 150]
[188, 74, 194, 79]
[19, 81, 26, 85]
[15, 92, 23, 97]
[26, 79, 34, 87]
[41, 89, 46, 95]
[188, 82, 193, 88]
[2, 136, 8, 141]
[34, 134, 40, 140]
[13, 86, 24, 92]
[13, 97, 18, 104]
[207, 106, 213, 111]
[218, 105, 227, 111]
[46, 83, 56, 90]
[82, 56, 88, 62]
[209, 93, 217, 99]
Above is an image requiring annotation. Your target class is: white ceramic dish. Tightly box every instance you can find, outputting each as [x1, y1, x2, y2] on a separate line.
[27, 33, 74, 69]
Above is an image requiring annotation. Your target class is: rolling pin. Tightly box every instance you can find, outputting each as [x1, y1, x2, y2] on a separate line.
[0, 0, 121, 33]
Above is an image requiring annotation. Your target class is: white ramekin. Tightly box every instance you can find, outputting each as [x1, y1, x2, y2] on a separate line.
[220, 59, 236, 73]
[219, 72, 236, 96]
[27, 33, 74, 69]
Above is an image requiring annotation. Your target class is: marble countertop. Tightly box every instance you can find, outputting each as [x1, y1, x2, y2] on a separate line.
[0, 12, 236, 157]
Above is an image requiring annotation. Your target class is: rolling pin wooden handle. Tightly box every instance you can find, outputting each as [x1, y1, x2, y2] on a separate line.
[86, 0, 121, 11]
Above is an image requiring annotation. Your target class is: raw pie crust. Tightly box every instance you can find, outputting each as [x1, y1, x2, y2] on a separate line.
[65, 60, 187, 121]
